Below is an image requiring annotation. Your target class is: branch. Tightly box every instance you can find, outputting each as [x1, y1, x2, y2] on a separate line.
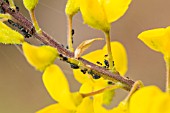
[0, 0, 135, 91]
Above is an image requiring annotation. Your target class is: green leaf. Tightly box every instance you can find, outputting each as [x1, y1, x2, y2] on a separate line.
[0, 22, 24, 44]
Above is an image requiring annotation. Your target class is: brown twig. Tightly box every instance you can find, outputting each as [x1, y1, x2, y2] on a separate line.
[0, 0, 135, 91]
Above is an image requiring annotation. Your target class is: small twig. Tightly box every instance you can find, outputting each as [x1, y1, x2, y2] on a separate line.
[0, 0, 135, 91]
[81, 84, 122, 98]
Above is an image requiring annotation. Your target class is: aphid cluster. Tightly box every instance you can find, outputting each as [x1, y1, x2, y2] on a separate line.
[8, 19, 32, 38]
[66, 29, 75, 49]
[96, 54, 115, 69]
[59, 53, 79, 69]
[70, 63, 79, 69]
[87, 70, 101, 79]
[71, 29, 74, 44]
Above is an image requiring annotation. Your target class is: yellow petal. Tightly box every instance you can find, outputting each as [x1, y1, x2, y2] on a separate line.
[36, 104, 72, 113]
[111, 101, 129, 113]
[80, 0, 110, 31]
[0, 22, 24, 44]
[138, 27, 168, 52]
[79, 80, 93, 94]
[76, 97, 94, 113]
[22, 42, 58, 71]
[23, 0, 38, 11]
[65, 0, 80, 16]
[129, 86, 162, 113]
[103, 41, 128, 76]
[42, 64, 77, 110]
[104, 0, 132, 23]
[93, 93, 109, 113]
[150, 93, 170, 113]
[73, 50, 104, 84]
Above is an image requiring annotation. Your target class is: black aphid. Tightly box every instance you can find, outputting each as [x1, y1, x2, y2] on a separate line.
[112, 61, 114, 66]
[104, 54, 108, 57]
[15, 6, 19, 12]
[66, 45, 69, 49]
[9, 7, 15, 12]
[72, 29, 74, 36]
[88, 70, 94, 75]
[108, 81, 114, 85]
[4, 0, 9, 4]
[81, 69, 87, 74]
[0, 6, 5, 14]
[96, 61, 102, 65]
[59, 54, 63, 57]
[104, 59, 109, 67]
[70, 63, 79, 69]
[63, 57, 68, 61]
[93, 74, 101, 79]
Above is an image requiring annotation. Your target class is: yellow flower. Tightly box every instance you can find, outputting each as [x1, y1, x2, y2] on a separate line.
[73, 41, 128, 84]
[22, 42, 58, 71]
[129, 86, 170, 113]
[138, 26, 170, 56]
[75, 42, 127, 109]
[80, 0, 132, 31]
[37, 64, 94, 113]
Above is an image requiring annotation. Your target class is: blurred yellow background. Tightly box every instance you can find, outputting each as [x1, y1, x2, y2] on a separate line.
[0, 0, 169, 112]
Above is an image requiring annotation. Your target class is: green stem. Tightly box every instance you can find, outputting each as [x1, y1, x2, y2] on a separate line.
[165, 56, 170, 93]
[29, 9, 42, 34]
[104, 31, 114, 71]
[67, 15, 74, 52]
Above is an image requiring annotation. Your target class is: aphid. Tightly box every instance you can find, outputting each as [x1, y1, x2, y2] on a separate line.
[88, 70, 94, 75]
[15, 5, 19, 12]
[4, 0, 9, 4]
[103, 66, 107, 68]
[81, 69, 87, 74]
[112, 61, 114, 66]
[59, 54, 63, 57]
[104, 59, 109, 67]
[63, 57, 68, 61]
[104, 54, 108, 57]
[108, 81, 114, 85]
[9, 7, 15, 13]
[61, 44, 64, 47]
[72, 39, 73, 44]
[0, 7, 5, 14]
[66, 45, 69, 49]
[72, 29, 74, 36]
[70, 63, 79, 69]
[20, 28, 31, 38]
[40, 43, 45, 46]
[93, 74, 101, 79]
[96, 61, 102, 65]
